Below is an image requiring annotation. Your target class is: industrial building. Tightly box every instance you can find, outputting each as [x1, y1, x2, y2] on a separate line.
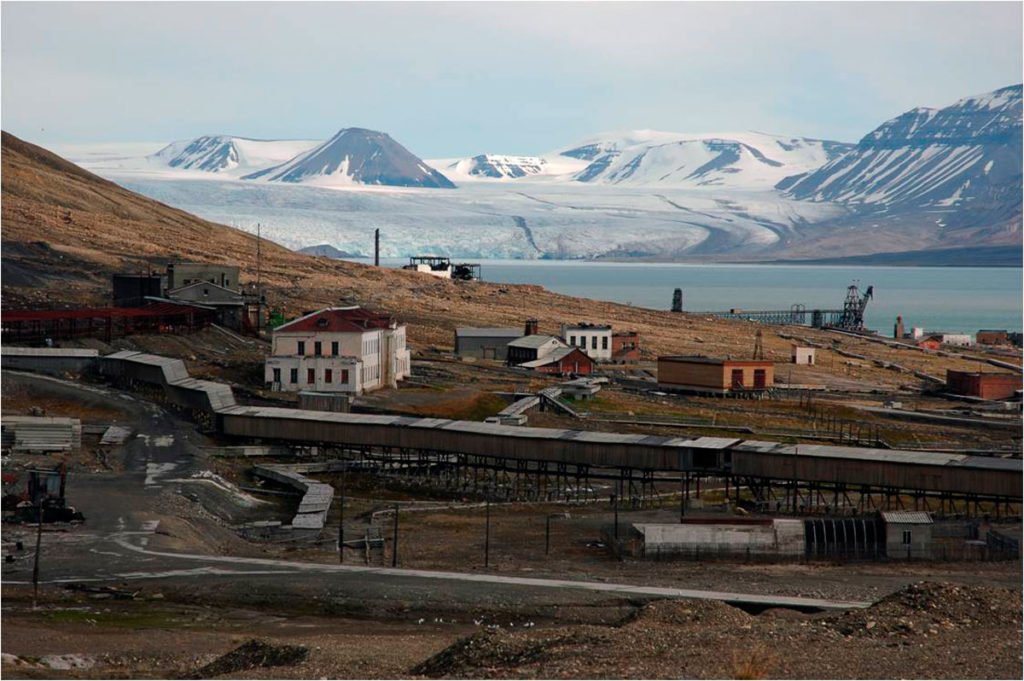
[166, 262, 240, 292]
[946, 370, 1021, 401]
[880, 511, 934, 560]
[112, 273, 164, 307]
[976, 329, 1011, 346]
[0, 303, 215, 344]
[791, 346, 816, 365]
[628, 512, 939, 562]
[165, 281, 246, 329]
[264, 306, 410, 395]
[919, 333, 973, 349]
[612, 331, 641, 363]
[561, 323, 613, 361]
[658, 356, 775, 394]
[454, 327, 522, 360]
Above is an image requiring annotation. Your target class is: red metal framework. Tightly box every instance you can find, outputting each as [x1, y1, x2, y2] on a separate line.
[1, 303, 215, 343]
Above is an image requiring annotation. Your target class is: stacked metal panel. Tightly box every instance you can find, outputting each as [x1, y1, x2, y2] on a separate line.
[1, 416, 82, 453]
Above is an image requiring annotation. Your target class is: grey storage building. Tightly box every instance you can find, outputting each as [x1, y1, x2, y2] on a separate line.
[454, 327, 522, 360]
[881, 511, 934, 559]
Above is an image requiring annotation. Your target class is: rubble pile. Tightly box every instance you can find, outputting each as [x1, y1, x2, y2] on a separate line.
[824, 581, 1022, 639]
[186, 639, 307, 678]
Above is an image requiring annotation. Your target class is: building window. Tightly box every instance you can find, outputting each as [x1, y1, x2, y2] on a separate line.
[297, 341, 306, 355]
[731, 369, 744, 389]
[591, 336, 597, 350]
[902, 530, 912, 545]
[601, 336, 608, 350]
[332, 341, 339, 356]
[272, 368, 281, 383]
[307, 368, 315, 384]
[315, 341, 322, 356]
[325, 368, 333, 383]
[341, 369, 349, 384]
[290, 368, 298, 384]
[570, 335, 576, 346]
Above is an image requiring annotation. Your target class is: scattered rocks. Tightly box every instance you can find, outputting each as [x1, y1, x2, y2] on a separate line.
[185, 639, 307, 679]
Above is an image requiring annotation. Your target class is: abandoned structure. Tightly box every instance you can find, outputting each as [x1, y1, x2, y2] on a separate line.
[112, 273, 163, 307]
[165, 281, 246, 329]
[166, 262, 240, 292]
[264, 306, 410, 394]
[612, 331, 641, 363]
[454, 327, 521, 360]
[791, 346, 816, 365]
[658, 355, 775, 394]
[880, 511, 934, 560]
[561, 323, 613, 361]
[946, 369, 1021, 401]
[976, 329, 1011, 346]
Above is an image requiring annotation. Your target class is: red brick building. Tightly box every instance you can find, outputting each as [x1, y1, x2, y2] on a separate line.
[976, 330, 1010, 346]
[946, 370, 1021, 400]
[612, 331, 640, 363]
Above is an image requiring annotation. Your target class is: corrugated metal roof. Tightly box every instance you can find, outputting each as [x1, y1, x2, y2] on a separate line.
[881, 511, 933, 524]
[507, 334, 564, 349]
[1, 347, 99, 357]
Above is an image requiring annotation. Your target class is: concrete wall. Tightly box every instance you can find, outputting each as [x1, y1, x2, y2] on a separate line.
[885, 522, 934, 559]
[792, 347, 816, 365]
[562, 326, 612, 361]
[634, 519, 805, 558]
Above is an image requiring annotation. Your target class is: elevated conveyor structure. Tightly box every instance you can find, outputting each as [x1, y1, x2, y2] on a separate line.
[5, 347, 1021, 516]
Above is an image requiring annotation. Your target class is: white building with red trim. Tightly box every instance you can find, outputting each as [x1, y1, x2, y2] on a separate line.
[264, 307, 410, 394]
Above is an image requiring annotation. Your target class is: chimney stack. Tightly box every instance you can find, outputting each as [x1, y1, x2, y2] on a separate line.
[374, 228, 380, 267]
[894, 315, 904, 340]
[671, 288, 683, 313]
[524, 319, 539, 336]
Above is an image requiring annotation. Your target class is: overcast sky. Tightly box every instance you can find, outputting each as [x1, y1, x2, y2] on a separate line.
[2, 1, 1021, 157]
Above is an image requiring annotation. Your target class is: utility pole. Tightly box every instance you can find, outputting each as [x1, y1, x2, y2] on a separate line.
[613, 493, 619, 540]
[338, 469, 345, 564]
[391, 504, 399, 567]
[32, 482, 42, 609]
[484, 498, 491, 568]
[256, 223, 264, 332]
[545, 514, 551, 555]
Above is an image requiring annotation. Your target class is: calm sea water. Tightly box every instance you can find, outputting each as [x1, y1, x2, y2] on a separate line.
[352, 259, 1022, 335]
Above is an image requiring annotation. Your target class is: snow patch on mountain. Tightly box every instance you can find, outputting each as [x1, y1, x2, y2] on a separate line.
[151, 136, 319, 174]
[781, 84, 1022, 210]
[559, 130, 854, 190]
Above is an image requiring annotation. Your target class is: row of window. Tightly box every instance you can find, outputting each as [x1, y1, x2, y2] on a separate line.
[361, 363, 381, 383]
[272, 367, 350, 385]
[568, 335, 609, 351]
[296, 340, 341, 357]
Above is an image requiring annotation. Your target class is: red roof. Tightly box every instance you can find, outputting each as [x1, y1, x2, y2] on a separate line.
[275, 307, 396, 333]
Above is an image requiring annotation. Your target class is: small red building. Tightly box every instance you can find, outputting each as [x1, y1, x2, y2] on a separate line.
[946, 370, 1021, 400]
[916, 335, 942, 351]
[612, 331, 641, 363]
[521, 347, 595, 376]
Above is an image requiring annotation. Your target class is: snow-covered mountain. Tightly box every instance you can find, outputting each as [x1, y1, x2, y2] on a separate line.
[428, 153, 590, 182]
[151, 135, 318, 174]
[242, 128, 455, 188]
[780, 85, 1022, 212]
[558, 131, 854, 189]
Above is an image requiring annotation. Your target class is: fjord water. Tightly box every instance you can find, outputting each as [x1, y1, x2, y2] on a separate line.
[359, 260, 1022, 335]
